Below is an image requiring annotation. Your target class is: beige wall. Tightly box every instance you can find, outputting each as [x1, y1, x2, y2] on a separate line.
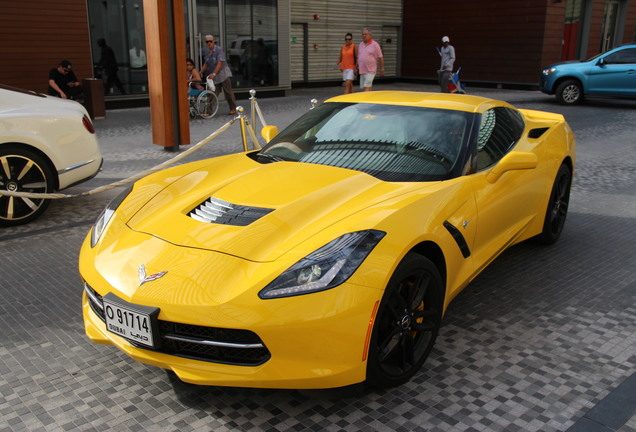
[289, 0, 402, 83]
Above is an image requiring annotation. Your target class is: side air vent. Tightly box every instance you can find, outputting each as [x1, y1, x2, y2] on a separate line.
[443, 221, 471, 258]
[528, 127, 549, 139]
[189, 196, 274, 226]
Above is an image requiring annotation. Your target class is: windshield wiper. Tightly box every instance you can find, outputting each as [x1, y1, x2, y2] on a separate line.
[316, 139, 396, 146]
[404, 141, 451, 161]
[256, 152, 287, 163]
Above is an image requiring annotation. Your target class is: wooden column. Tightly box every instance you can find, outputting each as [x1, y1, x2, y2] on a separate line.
[143, 0, 190, 150]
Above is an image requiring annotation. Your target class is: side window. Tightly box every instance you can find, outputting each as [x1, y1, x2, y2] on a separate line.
[603, 51, 621, 64]
[618, 48, 636, 64]
[476, 107, 525, 171]
[604, 48, 636, 64]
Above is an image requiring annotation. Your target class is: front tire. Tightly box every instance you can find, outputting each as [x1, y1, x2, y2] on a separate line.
[0, 146, 55, 226]
[536, 163, 572, 245]
[366, 253, 443, 388]
[555, 79, 583, 105]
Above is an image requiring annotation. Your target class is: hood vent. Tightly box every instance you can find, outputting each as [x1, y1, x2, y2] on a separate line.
[189, 196, 274, 226]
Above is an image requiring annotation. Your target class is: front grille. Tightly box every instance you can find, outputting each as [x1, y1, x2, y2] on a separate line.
[84, 283, 271, 366]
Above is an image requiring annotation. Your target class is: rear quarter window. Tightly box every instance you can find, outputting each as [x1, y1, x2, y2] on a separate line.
[476, 107, 525, 171]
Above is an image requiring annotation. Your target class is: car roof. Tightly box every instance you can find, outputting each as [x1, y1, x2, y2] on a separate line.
[325, 91, 509, 113]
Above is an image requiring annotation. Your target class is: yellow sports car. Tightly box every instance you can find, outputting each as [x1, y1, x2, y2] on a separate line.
[80, 92, 575, 389]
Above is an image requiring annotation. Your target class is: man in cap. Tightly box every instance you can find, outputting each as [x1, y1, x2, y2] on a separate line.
[438, 36, 455, 93]
[48, 60, 84, 101]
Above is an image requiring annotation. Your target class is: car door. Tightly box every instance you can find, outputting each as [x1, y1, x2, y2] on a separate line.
[588, 47, 636, 97]
[467, 107, 546, 271]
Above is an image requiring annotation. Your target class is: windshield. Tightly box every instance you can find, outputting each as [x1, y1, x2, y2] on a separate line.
[257, 102, 475, 182]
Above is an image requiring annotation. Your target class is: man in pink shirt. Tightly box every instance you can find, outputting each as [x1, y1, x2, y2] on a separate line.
[357, 28, 384, 91]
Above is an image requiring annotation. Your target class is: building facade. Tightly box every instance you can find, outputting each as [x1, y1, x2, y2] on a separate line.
[1, 0, 635, 99]
[401, 0, 636, 86]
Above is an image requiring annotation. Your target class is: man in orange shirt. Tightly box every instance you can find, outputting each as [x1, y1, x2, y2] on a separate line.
[335, 33, 357, 94]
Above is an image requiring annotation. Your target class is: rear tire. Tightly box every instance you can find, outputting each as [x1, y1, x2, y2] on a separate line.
[0, 146, 55, 226]
[555, 80, 583, 105]
[366, 253, 443, 388]
[195, 90, 219, 119]
[536, 164, 572, 245]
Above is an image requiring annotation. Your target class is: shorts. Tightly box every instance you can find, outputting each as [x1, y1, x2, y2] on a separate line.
[342, 69, 354, 81]
[360, 73, 376, 89]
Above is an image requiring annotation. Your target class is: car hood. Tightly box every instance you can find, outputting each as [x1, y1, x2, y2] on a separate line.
[543, 59, 588, 70]
[128, 155, 427, 262]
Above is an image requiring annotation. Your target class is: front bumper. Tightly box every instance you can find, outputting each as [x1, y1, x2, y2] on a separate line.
[80, 227, 385, 389]
[82, 286, 379, 388]
[539, 75, 554, 94]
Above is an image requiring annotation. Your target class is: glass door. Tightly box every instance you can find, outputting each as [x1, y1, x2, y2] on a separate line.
[561, 0, 583, 60]
[185, 0, 278, 88]
[185, 0, 220, 69]
[600, 0, 619, 52]
[224, 0, 278, 88]
[87, 0, 148, 95]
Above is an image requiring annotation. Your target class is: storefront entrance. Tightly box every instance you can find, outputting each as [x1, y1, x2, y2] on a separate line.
[185, 0, 278, 89]
[87, 0, 279, 98]
[560, 0, 628, 61]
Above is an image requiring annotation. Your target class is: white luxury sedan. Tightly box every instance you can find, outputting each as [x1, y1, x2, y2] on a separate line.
[0, 84, 103, 226]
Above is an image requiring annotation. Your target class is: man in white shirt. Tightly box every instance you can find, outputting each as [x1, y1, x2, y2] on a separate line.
[129, 39, 146, 69]
[438, 36, 455, 93]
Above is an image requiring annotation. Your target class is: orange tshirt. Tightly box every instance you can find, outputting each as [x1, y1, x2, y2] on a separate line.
[340, 44, 356, 71]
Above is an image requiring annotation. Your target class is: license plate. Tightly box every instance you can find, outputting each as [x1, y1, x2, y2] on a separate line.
[103, 293, 160, 348]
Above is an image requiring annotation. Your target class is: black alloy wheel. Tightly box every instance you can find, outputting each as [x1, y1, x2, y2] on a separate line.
[0, 146, 55, 226]
[536, 163, 572, 245]
[366, 253, 443, 388]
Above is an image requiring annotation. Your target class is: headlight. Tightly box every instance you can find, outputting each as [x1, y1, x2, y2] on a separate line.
[258, 230, 385, 299]
[542, 67, 556, 76]
[90, 184, 133, 247]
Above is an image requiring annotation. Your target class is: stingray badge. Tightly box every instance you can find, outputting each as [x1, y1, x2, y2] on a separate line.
[138, 264, 168, 287]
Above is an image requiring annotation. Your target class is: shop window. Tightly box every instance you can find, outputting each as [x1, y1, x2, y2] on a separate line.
[87, 0, 148, 95]
[224, 0, 278, 88]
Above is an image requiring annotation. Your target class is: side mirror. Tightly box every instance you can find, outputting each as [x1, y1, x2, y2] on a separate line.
[261, 125, 279, 143]
[596, 58, 605, 66]
[486, 151, 538, 183]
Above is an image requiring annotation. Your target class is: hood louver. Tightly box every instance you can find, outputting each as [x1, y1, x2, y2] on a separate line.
[189, 196, 274, 226]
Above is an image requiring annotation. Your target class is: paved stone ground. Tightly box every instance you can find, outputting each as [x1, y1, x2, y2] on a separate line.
[1, 83, 635, 431]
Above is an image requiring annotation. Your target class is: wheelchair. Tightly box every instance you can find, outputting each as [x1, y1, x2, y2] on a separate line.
[188, 81, 219, 119]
